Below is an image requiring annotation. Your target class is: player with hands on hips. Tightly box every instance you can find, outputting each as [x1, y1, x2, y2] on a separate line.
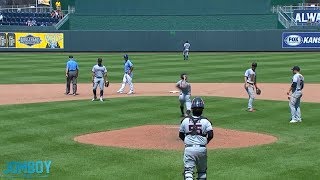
[244, 62, 260, 112]
[117, 54, 134, 95]
[287, 66, 304, 123]
[179, 97, 214, 180]
[176, 74, 191, 117]
[183, 41, 190, 60]
[91, 58, 108, 102]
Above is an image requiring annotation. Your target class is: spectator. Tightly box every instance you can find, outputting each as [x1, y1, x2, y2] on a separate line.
[0, 13, 3, 22]
[55, 0, 61, 11]
[40, 22, 46, 26]
[55, 10, 59, 18]
[26, 19, 32, 26]
[32, 19, 36, 26]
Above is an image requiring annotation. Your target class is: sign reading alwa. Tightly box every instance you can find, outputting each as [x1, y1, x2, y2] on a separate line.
[293, 9, 320, 25]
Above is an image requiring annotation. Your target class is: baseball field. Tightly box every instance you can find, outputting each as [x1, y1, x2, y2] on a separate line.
[0, 52, 320, 179]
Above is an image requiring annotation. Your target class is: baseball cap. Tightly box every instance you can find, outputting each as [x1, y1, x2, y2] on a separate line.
[291, 66, 300, 71]
[69, 55, 73, 58]
[123, 54, 129, 59]
[252, 62, 257, 67]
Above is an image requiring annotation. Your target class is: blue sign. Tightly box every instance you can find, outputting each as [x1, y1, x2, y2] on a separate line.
[1, 160, 51, 178]
[282, 32, 320, 48]
[293, 9, 320, 25]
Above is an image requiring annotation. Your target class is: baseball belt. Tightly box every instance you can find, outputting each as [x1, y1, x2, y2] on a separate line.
[185, 145, 206, 148]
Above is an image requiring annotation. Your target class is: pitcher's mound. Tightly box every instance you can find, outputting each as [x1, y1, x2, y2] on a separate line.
[74, 125, 277, 150]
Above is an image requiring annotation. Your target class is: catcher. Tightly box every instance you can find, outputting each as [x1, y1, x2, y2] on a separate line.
[91, 58, 109, 102]
[176, 73, 192, 117]
[244, 62, 261, 112]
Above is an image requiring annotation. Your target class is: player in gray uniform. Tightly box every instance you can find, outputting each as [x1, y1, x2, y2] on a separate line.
[176, 74, 192, 117]
[179, 97, 214, 180]
[91, 58, 108, 102]
[287, 66, 304, 123]
[244, 62, 259, 112]
[183, 41, 191, 60]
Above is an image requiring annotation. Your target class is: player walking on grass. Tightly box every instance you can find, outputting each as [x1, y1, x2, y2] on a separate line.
[91, 58, 108, 102]
[179, 97, 214, 180]
[287, 66, 304, 123]
[176, 74, 191, 117]
[244, 62, 260, 112]
[117, 54, 134, 94]
[183, 41, 190, 60]
[65, 55, 79, 96]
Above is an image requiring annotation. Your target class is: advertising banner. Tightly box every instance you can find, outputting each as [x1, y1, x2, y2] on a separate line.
[293, 9, 320, 25]
[282, 32, 320, 48]
[0, 32, 64, 49]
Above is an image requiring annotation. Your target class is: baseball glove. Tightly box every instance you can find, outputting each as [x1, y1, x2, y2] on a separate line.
[256, 88, 262, 95]
[105, 81, 109, 87]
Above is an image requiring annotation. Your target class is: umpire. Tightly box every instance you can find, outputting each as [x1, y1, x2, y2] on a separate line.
[65, 55, 79, 96]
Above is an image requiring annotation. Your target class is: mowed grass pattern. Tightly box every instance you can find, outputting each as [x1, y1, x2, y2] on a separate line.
[0, 97, 320, 179]
[0, 52, 319, 84]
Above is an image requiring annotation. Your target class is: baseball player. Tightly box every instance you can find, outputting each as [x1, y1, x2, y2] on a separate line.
[287, 66, 304, 123]
[179, 97, 214, 180]
[117, 54, 134, 95]
[176, 74, 191, 117]
[91, 58, 108, 102]
[244, 62, 260, 112]
[183, 41, 191, 60]
[65, 55, 79, 96]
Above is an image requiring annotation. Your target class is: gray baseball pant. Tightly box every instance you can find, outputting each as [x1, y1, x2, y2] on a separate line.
[184, 147, 207, 180]
[289, 91, 302, 120]
[245, 84, 255, 109]
[66, 70, 77, 94]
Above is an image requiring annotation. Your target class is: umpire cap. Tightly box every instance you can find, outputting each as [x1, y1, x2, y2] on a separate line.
[191, 97, 205, 109]
[291, 66, 300, 71]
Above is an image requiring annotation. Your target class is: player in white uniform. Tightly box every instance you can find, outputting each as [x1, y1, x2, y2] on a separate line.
[244, 62, 259, 112]
[117, 54, 134, 95]
[91, 58, 108, 102]
[176, 74, 191, 117]
[183, 41, 191, 60]
[179, 97, 214, 180]
[287, 66, 304, 123]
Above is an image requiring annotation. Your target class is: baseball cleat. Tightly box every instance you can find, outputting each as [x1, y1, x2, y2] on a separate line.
[117, 90, 123, 94]
[64, 92, 70, 95]
[127, 91, 134, 95]
[92, 97, 97, 101]
[247, 108, 255, 112]
[290, 119, 299, 123]
[99, 97, 104, 102]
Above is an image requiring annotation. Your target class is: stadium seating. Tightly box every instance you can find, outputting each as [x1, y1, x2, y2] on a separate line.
[0, 10, 59, 26]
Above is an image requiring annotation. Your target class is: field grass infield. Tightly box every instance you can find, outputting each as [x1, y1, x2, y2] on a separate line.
[0, 52, 319, 179]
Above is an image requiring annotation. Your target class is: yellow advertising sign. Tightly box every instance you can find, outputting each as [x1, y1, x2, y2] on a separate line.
[0, 32, 64, 49]
[38, 0, 50, 6]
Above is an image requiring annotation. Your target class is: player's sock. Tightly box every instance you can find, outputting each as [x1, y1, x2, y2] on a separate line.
[180, 106, 184, 115]
[93, 89, 97, 98]
[100, 90, 103, 97]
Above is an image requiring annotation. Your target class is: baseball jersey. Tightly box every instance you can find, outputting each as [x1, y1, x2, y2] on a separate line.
[184, 43, 190, 51]
[179, 116, 213, 146]
[244, 68, 256, 84]
[177, 80, 191, 95]
[292, 73, 304, 92]
[92, 64, 107, 78]
[124, 60, 133, 74]
[66, 59, 79, 71]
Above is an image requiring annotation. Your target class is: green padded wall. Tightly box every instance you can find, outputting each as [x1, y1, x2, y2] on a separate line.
[75, 0, 271, 15]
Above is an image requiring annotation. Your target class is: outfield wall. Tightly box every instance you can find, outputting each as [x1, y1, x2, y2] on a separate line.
[0, 30, 318, 52]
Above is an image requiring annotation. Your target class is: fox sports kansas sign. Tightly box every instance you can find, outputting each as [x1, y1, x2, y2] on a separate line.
[282, 32, 320, 48]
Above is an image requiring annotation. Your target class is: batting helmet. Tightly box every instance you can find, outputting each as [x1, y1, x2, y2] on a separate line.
[191, 97, 205, 109]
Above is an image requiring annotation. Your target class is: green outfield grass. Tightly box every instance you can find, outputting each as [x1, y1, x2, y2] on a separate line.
[0, 52, 319, 84]
[0, 96, 320, 179]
